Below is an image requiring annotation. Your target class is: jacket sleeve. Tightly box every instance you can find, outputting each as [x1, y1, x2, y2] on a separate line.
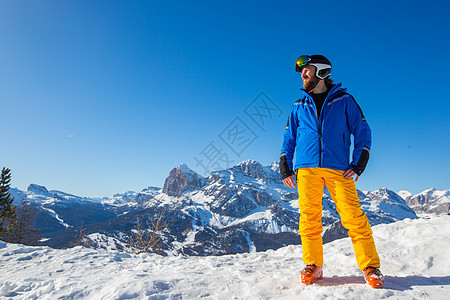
[346, 96, 372, 176]
[280, 105, 298, 179]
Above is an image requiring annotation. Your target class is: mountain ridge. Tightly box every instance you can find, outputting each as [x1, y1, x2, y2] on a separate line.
[6, 160, 447, 255]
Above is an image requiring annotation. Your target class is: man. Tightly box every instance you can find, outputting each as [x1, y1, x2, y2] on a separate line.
[279, 55, 384, 288]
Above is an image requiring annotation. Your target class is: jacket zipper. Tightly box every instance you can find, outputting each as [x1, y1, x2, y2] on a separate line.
[315, 91, 334, 167]
[308, 86, 341, 169]
[315, 102, 323, 167]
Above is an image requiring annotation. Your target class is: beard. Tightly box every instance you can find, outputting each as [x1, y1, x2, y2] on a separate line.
[303, 74, 318, 92]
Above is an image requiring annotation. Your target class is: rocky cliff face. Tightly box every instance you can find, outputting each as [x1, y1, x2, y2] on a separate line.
[401, 188, 450, 214]
[162, 164, 206, 197]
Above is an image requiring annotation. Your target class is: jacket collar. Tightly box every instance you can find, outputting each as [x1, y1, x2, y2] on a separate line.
[301, 83, 346, 99]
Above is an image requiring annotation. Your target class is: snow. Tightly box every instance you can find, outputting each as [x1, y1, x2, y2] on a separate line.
[179, 163, 199, 176]
[101, 190, 139, 206]
[1, 215, 450, 299]
[242, 230, 257, 253]
[40, 207, 71, 228]
[397, 190, 413, 200]
[418, 188, 450, 205]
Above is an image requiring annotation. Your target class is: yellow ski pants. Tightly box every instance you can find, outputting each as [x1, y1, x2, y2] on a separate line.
[297, 167, 380, 271]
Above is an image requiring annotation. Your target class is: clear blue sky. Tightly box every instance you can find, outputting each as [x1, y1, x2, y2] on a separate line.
[1, 0, 449, 197]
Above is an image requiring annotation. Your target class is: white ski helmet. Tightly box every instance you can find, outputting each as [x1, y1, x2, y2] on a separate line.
[295, 55, 332, 79]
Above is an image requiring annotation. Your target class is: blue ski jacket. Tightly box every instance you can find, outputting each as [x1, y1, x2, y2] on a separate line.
[280, 83, 371, 177]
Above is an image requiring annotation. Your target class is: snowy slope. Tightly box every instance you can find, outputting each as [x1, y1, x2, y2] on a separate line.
[1, 215, 449, 299]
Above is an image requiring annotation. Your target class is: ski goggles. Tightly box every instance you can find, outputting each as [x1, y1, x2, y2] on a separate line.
[295, 55, 311, 72]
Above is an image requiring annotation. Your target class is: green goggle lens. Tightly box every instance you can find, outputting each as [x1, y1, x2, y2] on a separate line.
[295, 55, 310, 72]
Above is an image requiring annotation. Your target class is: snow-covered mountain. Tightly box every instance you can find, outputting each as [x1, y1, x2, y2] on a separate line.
[12, 184, 96, 205]
[399, 188, 450, 214]
[99, 191, 140, 206]
[126, 160, 418, 255]
[7, 160, 427, 256]
[2, 214, 449, 299]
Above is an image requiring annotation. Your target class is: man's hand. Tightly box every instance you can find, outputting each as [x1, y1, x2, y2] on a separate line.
[343, 169, 359, 182]
[283, 174, 296, 188]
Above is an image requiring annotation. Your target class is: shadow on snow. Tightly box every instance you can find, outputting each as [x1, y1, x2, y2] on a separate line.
[314, 275, 450, 291]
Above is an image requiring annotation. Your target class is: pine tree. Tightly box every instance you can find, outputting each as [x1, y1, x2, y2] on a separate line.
[0, 167, 17, 237]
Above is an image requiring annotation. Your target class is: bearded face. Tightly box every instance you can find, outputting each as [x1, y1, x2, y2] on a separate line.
[301, 65, 317, 91]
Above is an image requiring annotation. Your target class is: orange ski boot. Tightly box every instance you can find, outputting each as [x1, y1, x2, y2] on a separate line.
[301, 264, 323, 284]
[363, 266, 384, 288]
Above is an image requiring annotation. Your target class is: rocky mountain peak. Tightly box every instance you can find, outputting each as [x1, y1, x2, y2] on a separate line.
[133, 187, 162, 205]
[365, 188, 405, 204]
[404, 188, 450, 214]
[233, 160, 267, 181]
[27, 184, 51, 197]
[162, 164, 205, 197]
